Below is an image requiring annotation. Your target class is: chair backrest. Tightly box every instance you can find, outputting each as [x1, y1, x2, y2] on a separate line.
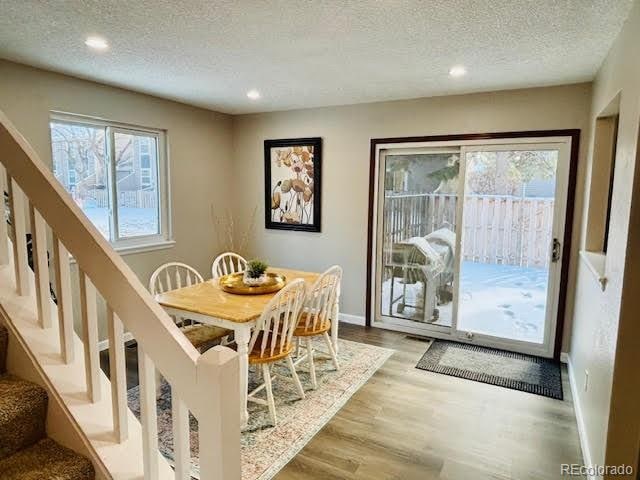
[299, 265, 342, 334]
[211, 252, 248, 279]
[248, 278, 307, 360]
[149, 262, 204, 295]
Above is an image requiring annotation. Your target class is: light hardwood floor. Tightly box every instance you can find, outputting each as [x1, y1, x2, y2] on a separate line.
[101, 323, 583, 480]
[275, 323, 583, 480]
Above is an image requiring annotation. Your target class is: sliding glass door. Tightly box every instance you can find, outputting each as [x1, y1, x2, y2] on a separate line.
[453, 143, 569, 357]
[372, 139, 571, 358]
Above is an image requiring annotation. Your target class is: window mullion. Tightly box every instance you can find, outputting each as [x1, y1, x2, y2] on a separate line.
[107, 127, 120, 243]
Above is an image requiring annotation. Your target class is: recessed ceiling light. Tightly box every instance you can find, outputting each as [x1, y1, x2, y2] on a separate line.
[85, 36, 109, 51]
[247, 89, 261, 100]
[449, 65, 467, 78]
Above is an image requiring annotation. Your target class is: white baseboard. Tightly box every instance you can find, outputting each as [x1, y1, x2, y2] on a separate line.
[560, 352, 569, 364]
[338, 313, 366, 326]
[98, 332, 135, 352]
[566, 354, 597, 480]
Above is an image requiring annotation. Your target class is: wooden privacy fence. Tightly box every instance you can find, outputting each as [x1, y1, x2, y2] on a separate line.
[383, 193, 554, 268]
[89, 189, 157, 208]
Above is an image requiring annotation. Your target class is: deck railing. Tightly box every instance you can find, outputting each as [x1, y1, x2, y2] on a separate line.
[384, 192, 554, 268]
[0, 109, 241, 480]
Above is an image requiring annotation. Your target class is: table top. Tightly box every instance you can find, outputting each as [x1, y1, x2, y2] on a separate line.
[155, 268, 320, 323]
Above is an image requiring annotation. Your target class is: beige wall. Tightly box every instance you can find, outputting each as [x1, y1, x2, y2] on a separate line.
[232, 83, 592, 351]
[0, 60, 234, 339]
[569, 0, 640, 474]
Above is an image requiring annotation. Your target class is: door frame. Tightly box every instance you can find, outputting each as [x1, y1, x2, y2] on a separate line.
[365, 130, 581, 360]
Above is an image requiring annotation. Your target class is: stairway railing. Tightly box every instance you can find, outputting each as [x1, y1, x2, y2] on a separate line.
[0, 109, 241, 480]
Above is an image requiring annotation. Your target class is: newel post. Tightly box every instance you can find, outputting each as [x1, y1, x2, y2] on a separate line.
[195, 346, 241, 480]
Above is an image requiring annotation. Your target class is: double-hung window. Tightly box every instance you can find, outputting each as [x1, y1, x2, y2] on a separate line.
[49, 113, 172, 252]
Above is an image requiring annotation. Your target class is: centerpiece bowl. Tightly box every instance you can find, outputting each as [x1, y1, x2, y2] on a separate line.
[218, 272, 286, 295]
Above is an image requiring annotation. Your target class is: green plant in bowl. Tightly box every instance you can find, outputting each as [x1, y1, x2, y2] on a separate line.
[244, 259, 269, 285]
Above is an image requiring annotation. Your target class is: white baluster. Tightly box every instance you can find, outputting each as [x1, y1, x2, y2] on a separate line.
[79, 270, 100, 402]
[172, 392, 191, 480]
[8, 178, 29, 295]
[29, 205, 52, 328]
[196, 347, 241, 480]
[138, 346, 158, 479]
[107, 306, 128, 442]
[53, 236, 74, 363]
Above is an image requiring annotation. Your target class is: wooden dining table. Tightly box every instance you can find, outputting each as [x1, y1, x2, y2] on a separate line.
[155, 267, 340, 427]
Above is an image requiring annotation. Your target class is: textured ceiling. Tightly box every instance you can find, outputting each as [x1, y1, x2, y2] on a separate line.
[0, 0, 633, 114]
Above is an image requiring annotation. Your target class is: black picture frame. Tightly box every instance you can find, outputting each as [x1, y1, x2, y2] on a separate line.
[264, 137, 322, 232]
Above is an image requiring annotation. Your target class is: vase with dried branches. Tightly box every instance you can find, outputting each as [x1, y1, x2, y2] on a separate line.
[210, 205, 258, 256]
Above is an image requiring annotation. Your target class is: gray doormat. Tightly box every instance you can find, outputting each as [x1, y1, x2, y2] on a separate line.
[416, 340, 563, 399]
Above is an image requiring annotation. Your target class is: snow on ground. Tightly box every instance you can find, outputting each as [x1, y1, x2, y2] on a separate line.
[380, 261, 548, 344]
[459, 262, 547, 344]
[82, 207, 158, 239]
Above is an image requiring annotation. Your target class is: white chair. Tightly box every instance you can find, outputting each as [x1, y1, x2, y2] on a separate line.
[246, 278, 307, 427]
[211, 252, 247, 280]
[293, 265, 342, 389]
[149, 262, 231, 351]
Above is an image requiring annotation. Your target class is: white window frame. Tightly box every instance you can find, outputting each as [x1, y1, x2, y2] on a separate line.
[49, 112, 173, 255]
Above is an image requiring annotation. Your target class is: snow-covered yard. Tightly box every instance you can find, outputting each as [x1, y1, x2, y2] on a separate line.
[82, 206, 158, 238]
[459, 262, 547, 344]
[380, 261, 548, 344]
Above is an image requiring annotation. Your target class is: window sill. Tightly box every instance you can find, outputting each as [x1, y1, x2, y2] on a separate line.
[114, 239, 176, 256]
[580, 250, 607, 291]
[69, 239, 175, 264]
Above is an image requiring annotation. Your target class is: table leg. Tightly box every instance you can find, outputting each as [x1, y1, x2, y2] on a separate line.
[235, 325, 251, 428]
[331, 284, 341, 354]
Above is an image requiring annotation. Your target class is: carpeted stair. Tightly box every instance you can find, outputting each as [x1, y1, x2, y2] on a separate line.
[0, 325, 95, 479]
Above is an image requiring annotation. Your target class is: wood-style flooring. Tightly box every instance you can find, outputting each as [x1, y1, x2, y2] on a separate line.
[100, 323, 584, 480]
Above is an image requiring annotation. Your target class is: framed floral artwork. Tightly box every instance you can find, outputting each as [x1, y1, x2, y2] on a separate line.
[264, 137, 322, 232]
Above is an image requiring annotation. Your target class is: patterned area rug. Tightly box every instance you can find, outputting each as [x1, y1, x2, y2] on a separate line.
[128, 338, 393, 479]
[416, 340, 563, 399]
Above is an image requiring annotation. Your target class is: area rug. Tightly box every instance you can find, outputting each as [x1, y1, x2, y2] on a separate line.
[416, 340, 562, 399]
[127, 338, 393, 479]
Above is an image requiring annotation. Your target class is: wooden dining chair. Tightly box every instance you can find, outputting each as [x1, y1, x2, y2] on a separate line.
[293, 265, 342, 389]
[149, 262, 232, 351]
[246, 278, 307, 427]
[211, 252, 247, 280]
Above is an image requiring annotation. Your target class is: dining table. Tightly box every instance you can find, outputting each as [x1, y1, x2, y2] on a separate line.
[155, 267, 340, 427]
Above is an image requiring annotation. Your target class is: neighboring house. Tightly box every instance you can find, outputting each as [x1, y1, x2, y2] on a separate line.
[51, 135, 156, 196]
[519, 178, 556, 198]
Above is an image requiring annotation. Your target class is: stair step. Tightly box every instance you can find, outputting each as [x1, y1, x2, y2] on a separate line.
[0, 325, 6, 374]
[0, 438, 94, 479]
[0, 374, 48, 460]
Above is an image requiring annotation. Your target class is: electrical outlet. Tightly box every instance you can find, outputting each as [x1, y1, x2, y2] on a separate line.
[584, 370, 589, 392]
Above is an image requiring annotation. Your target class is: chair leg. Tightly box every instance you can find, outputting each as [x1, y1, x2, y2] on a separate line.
[306, 337, 317, 390]
[286, 355, 305, 400]
[322, 332, 340, 370]
[262, 363, 277, 426]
